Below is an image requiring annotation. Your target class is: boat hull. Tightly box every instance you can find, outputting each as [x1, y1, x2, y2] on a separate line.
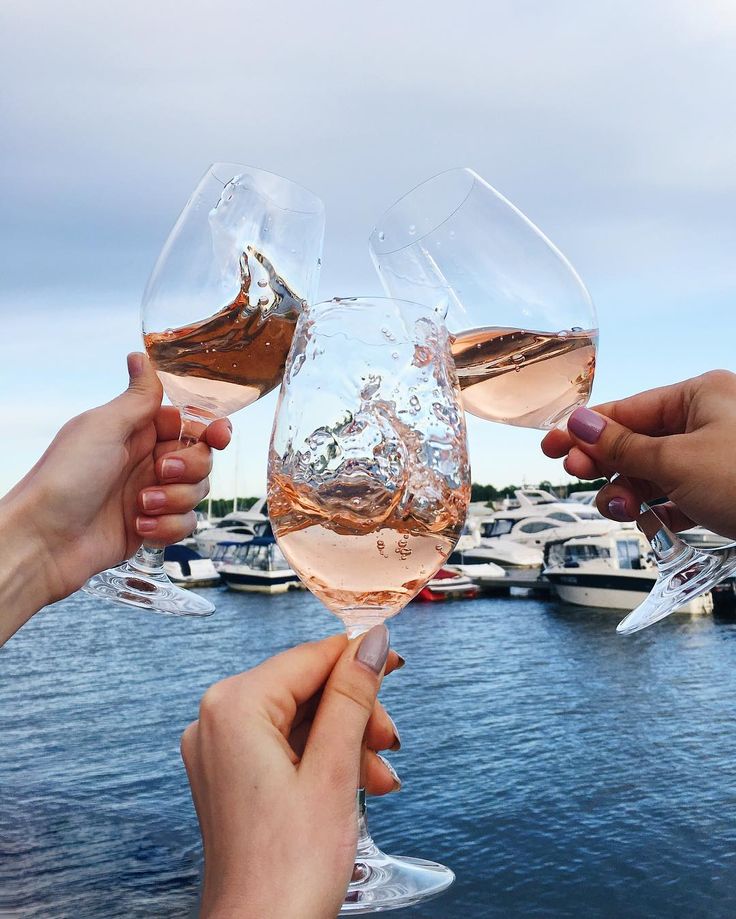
[220, 570, 301, 594]
[545, 570, 712, 614]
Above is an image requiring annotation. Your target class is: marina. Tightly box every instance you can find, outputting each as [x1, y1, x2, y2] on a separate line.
[3, 587, 736, 917]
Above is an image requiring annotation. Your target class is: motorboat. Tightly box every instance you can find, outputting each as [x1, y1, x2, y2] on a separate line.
[543, 530, 713, 614]
[415, 568, 479, 602]
[213, 537, 302, 594]
[194, 497, 270, 557]
[163, 544, 222, 588]
[471, 491, 613, 572]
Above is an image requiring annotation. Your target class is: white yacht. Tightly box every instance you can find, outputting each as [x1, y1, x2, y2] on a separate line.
[194, 497, 270, 557]
[544, 530, 713, 614]
[163, 544, 221, 588]
[468, 489, 611, 571]
[213, 536, 302, 594]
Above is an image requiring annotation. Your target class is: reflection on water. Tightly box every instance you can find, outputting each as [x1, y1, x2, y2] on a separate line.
[2, 590, 736, 917]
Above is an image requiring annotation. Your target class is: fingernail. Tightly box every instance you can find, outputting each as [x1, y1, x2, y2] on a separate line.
[356, 624, 390, 674]
[161, 458, 186, 479]
[568, 407, 607, 444]
[127, 352, 145, 380]
[377, 754, 402, 791]
[141, 489, 166, 511]
[136, 516, 158, 534]
[388, 715, 401, 751]
[394, 652, 406, 670]
[608, 497, 632, 521]
[225, 419, 233, 432]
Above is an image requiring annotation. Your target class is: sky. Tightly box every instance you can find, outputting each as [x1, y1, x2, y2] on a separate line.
[1, 0, 735, 499]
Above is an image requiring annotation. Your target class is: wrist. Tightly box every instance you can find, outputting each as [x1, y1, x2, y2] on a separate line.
[0, 483, 59, 645]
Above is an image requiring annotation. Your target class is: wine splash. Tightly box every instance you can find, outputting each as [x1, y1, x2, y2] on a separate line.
[144, 247, 305, 420]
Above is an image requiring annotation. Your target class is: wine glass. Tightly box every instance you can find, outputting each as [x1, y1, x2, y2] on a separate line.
[84, 163, 325, 616]
[369, 167, 736, 634]
[268, 297, 470, 913]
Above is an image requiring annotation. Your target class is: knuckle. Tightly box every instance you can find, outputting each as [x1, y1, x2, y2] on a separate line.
[180, 721, 198, 763]
[330, 679, 376, 720]
[700, 368, 736, 389]
[198, 682, 229, 723]
[607, 427, 636, 466]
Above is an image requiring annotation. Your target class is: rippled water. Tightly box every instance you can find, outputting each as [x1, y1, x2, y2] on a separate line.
[3, 588, 736, 917]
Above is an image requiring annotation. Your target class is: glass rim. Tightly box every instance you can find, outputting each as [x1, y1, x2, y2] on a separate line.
[207, 162, 325, 216]
[303, 296, 447, 341]
[368, 166, 481, 256]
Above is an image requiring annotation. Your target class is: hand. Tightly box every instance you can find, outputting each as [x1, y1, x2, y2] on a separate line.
[181, 627, 403, 919]
[0, 353, 231, 643]
[541, 370, 736, 539]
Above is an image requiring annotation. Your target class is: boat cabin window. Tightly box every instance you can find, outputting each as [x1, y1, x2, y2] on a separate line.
[518, 520, 557, 534]
[481, 518, 514, 538]
[616, 539, 643, 570]
[523, 491, 555, 505]
[237, 542, 291, 570]
[548, 512, 578, 523]
[564, 544, 611, 564]
[213, 543, 242, 563]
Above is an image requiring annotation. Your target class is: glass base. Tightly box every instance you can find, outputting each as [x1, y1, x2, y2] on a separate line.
[83, 559, 215, 617]
[617, 542, 736, 635]
[340, 849, 454, 915]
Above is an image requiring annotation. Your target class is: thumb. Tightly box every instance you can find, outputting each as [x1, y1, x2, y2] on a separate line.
[566, 406, 670, 482]
[109, 352, 163, 430]
[301, 624, 389, 796]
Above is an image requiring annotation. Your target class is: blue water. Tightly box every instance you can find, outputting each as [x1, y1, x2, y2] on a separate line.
[3, 589, 736, 917]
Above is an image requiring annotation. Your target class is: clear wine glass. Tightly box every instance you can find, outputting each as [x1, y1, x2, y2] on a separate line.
[84, 163, 325, 616]
[268, 297, 471, 913]
[369, 167, 736, 635]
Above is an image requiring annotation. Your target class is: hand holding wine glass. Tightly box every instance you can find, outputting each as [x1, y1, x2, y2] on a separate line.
[268, 297, 470, 912]
[369, 167, 735, 634]
[0, 353, 230, 646]
[541, 372, 736, 542]
[85, 163, 325, 617]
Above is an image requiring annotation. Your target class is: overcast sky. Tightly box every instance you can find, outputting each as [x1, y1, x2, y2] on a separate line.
[2, 0, 735, 498]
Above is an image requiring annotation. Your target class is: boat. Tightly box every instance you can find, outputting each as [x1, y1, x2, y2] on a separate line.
[543, 530, 713, 614]
[194, 497, 270, 557]
[213, 537, 302, 594]
[415, 568, 479, 602]
[163, 544, 222, 588]
[469, 488, 609, 571]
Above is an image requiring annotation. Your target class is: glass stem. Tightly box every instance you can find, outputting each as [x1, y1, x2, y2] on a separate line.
[351, 788, 380, 885]
[128, 413, 206, 576]
[609, 473, 697, 572]
[635, 501, 700, 573]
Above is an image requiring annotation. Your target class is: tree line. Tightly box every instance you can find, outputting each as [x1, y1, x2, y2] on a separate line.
[470, 478, 606, 504]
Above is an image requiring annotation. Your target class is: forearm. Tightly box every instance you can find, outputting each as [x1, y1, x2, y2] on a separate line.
[0, 489, 55, 646]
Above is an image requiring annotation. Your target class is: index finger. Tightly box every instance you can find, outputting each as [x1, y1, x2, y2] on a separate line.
[242, 635, 350, 735]
[587, 378, 692, 437]
[154, 408, 232, 450]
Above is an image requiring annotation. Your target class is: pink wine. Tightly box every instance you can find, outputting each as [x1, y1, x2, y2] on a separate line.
[144, 248, 305, 419]
[451, 326, 597, 429]
[269, 467, 468, 633]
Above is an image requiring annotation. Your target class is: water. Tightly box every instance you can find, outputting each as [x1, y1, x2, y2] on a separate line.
[3, 589, 736, 917]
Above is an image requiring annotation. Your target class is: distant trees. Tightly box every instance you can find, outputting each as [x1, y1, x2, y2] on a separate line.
[470, 478, 607, 506]
[195, 497, 260, 518]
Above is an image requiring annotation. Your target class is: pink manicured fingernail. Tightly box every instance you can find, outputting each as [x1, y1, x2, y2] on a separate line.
[136, 516, 158, 533]
[568, 407, 607, 444]
[127, 353, 145, 379]
[161, 458, 186, 479]
[608, 497, 632, 521]
[356, 624, 390, 674]
[141, 490, 166, 511]
[388, 715, 401, 751]
[377, 754, 402, 791]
